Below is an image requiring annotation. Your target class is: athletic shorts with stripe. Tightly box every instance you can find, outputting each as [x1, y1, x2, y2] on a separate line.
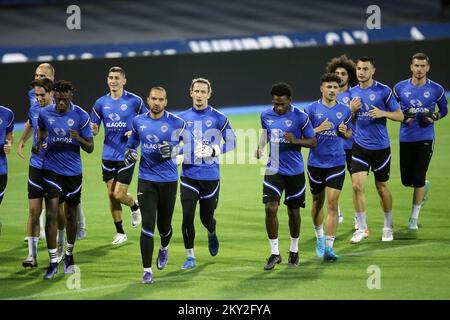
[307, 165, 346, 195]
[0, 174, 6, 205]
[43, 170, 82, 207]
[263, 173, 306, 209]
[351, 143, 391, 182]
[101, 159, 136, 185]
[28, 166, 47, 199]
[400, 140, 433, 188]
[180, 176, 220, 204]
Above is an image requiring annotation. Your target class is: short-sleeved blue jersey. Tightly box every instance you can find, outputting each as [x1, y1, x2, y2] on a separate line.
[350, 81, 400, 150]
[305, 100, 352, 168]
[261, 106, 315, 176]
[0, 105, 14, 175]
[91, 91, 144, 161]
[38, 103, 92, 176]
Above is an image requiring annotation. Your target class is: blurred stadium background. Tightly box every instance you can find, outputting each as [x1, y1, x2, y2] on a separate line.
[1, 0, 450, 302]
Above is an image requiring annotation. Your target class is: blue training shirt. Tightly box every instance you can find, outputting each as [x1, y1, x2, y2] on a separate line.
[393, 78, 448, 142]
[350, 81, 400, 150]
[0, 105, 14, 175]
[127, 110, 185, 183]
[28, 103, 49, 169]
[91, 90, 144, 161]
[38, 103, 92, 176]
[337, 88, 355, 151]
[178, 106, 235, 181]
[261, 106, 315, 176]
[305, 100, 352, 168]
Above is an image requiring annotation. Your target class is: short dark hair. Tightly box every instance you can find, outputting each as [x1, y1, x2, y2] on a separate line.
[30, 77, 54, 92]
[411, 52, 429, 64]
[357, 56, 375, 67]
[108, 66, 126, 77]
[320, 73, 341, 85]
[53, 80, 75, 93]
[325, 54, 358, 87]
[270, 82, 292, 98]
[149, 86, 167, 98]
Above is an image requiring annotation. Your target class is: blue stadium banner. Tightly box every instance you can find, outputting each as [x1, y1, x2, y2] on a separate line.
[1, 23, 450, 63]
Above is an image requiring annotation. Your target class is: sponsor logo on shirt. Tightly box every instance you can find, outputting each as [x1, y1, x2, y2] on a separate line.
[404, 91, 411, 98]
[48, 118, 55, 125]
[146, 134, 159, 143]
[108, 113, 121, 121]
[0, 118, 3, 125]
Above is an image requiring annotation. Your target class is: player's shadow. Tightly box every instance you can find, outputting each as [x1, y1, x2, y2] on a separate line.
[98, 262, 213, 300]
[393, 228, 419, 240]
[78, 243, 128, 259]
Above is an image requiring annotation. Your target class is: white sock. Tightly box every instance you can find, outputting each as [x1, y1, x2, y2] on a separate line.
[325, 235, 335, 248]
[186, 248, 195, 258]
[384, 211, 393, 229]
[338, 206, 342, 216]
[161, 245, 169, 251]
[48, 248, 57, 263]
[143, 267, 152, 274]
[269, 238, 279, 255]
[290, 237, 299, 253]
[57, 229, 65, 246]
[357, 212, 367, 230]
[39, 212, 44, 229]
[28, 236, 38, 257]
[77, 202, 85, 228]
[66, 243, 74, 256]
[314, 225, 324, 239]
[410, 205, 421, 220]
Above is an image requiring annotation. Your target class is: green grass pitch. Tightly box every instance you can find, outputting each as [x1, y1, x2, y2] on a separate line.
[1, 107, 449, 300]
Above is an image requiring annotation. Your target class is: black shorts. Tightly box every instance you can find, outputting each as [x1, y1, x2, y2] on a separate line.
[102, 160, 135, 185]
[263, 173, 306, 209]
[0, 174, 6, 204]
[400, 140, 433, 188]
[43, 170, 82, 207]
[307, 165, 346, 195]
[180, 176, 220, 204]
[351, 143, 391, 182]
[344, 148, 352, 174]
[28, 166, 46, 199]
[138, 179, 178, 224]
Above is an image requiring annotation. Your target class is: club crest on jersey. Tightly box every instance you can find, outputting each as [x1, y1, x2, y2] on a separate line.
[285, 120, 292, 127]
[424, 91, 430, 98]
[336, 112, 343, 119]
[146, 134, 159, 143]
[369, 94, 376, 101]
[108, 113, 121, 121]
[161, 124, 168, 133]
[120, 104, 128, 111]
[205, 119, 213, 128]
[54, 128, 66, 137]
[342, 97, 350, 104]
[67, 119, 75, 127]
